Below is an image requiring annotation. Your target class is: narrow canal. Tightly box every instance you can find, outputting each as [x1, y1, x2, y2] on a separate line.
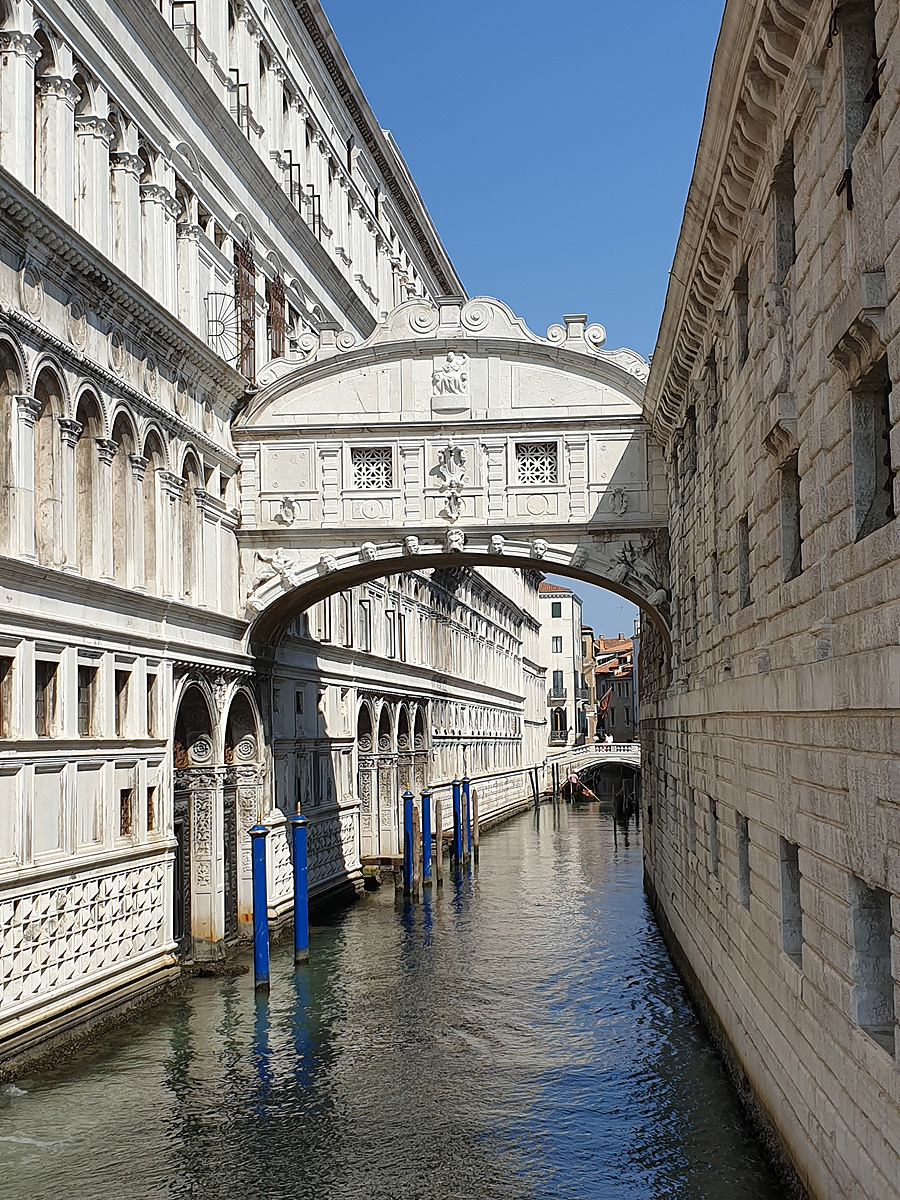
[0, 799, 784, 1200]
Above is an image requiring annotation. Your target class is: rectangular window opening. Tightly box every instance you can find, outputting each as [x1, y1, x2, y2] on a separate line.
[0, 655, 13, 738]
[774, 140, 797, 285]
[77, 665, 96, 737]
[781, 453, 803, 581]
[734, 263, 750, 368]
[852, 356, 895, 541]
[146, 672, 158, 738]
[737, 814, 751, 908]
[119, 788, 134, 837]
[35, 660, 57, 738]
[687, 787, 697, 855]
[551, 602, 562, 619]
[780, 838, 804, 966]
[114, 670, 130, 738]
[146, 786, 157, 833]
[738, 512, 752, 608]
[841, 0, 879, 165]
[849, 876, 895, 1055]
[351, 447, 393, 490]
[709, 798, 719, 877]
[551, 636, 563, 653]
[516, 441, 558, 485]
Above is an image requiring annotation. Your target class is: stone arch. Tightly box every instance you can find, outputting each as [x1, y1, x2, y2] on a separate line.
[413, 705, 427, 751]
[180, 449, 202, 600]
[73, 389, 102, 576]
[222, 687, 263, 939]
[396, 704, 411, 752]
[110, 409, 137, 585]
[172, 681, 215, 957]
[0, 337, 23, 555]
[356, 701, 374, 752]
[32, 364, 65, 567]
[377, 703, 393, 754]
[142, 428, 166, 594]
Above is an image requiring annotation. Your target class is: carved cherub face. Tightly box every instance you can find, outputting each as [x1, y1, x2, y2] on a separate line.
[531, 538, 549, 559]
[403, 535, 420, 555]
[360, 542, 377, 562]
[489, 535, 505, 555]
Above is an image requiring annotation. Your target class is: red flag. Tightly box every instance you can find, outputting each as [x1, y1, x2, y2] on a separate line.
[598, 686, 613, 718]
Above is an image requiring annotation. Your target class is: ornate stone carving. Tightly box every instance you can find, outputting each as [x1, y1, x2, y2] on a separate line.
[58, 417, 83, 448]
[108, 329, 126, 374]
[18, 260, 43, 318]
[403, 535, 420, 555]
[530, 538, 549, 559]
[318, 554, 337, 575]
[95, 438, 118, 466]
[608, 487, 629, 515]
[432, 352, 469, 396]
[762, 392, 798, 463]
[252, 548, 300, 602]
[445, 528, 465, 553]
[763, 283, 793, 397]
[489, 534, 506, 555]
[359, 541, 377, 562]
[274, 495, 297, 525]
[434, 443, 468, 522]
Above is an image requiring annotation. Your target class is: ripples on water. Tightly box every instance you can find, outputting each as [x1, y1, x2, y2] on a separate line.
[0, 802, 784, 1200]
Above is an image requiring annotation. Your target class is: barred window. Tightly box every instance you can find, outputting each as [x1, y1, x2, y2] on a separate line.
[351, 447, 393, 489]
[516, 442, 558, 484]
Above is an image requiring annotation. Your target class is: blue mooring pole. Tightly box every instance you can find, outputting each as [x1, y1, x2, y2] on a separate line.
[289, 810, 309, 964]
[421, 789, 433, 886]
[249, 824, 270, 991]
[452, 778, 463, 864]
[403, 790, 414, 895]
[462, 776, 472, 859]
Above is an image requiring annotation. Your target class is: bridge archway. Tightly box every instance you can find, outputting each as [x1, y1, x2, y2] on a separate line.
[233, 296, 671, 652]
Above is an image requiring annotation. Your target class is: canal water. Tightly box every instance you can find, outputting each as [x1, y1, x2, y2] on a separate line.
[0, 800, 784, 1200]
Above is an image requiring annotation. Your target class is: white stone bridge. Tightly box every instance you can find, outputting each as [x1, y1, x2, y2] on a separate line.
[232, 297, 670, 645]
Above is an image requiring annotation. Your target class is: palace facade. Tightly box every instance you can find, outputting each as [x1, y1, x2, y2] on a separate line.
[0, 0, 589, 1064]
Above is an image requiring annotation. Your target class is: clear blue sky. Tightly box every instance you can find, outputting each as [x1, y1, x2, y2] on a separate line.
[321, 0, 723, 359]
[320, 0, 723, 634]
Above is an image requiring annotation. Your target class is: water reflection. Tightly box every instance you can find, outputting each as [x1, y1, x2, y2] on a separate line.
[0, 804, 783, 1200]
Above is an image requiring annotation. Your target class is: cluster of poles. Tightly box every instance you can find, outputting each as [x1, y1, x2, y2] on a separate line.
[245, 777, 478, 992]
[402, 776, 479, 898]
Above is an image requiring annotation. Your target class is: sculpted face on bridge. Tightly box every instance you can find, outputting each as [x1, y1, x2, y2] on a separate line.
[235, 297, 670, 632]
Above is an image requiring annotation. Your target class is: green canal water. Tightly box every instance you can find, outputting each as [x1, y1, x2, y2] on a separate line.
[0, 800, 785, 1200]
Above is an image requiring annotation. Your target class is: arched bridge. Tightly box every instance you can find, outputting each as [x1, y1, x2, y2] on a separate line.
[232, 297, 670, 642]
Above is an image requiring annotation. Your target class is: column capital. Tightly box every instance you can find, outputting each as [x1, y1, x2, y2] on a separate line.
[95, 437, 118, 465]
[75, 115, 115, 145]
[36, 75, 81, 109]
[15, 395, 42, 424]
[160, 470, 187, 497]
[58, 416, 83, 447]
[139, 183, 181, 219]
[110, 152, 143, 178]
[129, 453, 149, 480]
[0, 31, 41, 62]
[176, 221, 203, 243]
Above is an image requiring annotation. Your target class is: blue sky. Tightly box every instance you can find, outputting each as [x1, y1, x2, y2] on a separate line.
[320, 0, 723, 633]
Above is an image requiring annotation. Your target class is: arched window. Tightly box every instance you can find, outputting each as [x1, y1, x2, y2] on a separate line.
[356, 705, 373, 753]
[142, 432, 165, 594]
[396, 706, 410, 752]
[73, 392, 101, 575]
[0, 342, 22, 554]
[377, 705, 392, 754]
[33, 367, 63, 567]
[180, 452, 201, 600]
[110, 413, 136, 584]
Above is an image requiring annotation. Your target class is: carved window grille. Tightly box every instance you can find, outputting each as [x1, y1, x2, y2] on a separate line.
[516, 442, 558, 485]
[266, 274, 285, 359]
[234, 237, 256, 382]
[352, 447, 393, 489]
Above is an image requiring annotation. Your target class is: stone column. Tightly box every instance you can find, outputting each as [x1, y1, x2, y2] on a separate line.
[110, 152, 142, 281]
[74, 115, 114, 256]
[319, 445, 341, 522]
[177, 764, 226, 962]
[0, 32, 40, 186]
[566, 436, 588, 520]
[12, 394, 41, 559]
[129, 454, 148, 591]
[176, 222, 203, 335]
[139, 183, 180, 312]
[482, 439, 506, 521]
[35, 75, 79, 221]
[58, 416, 82, 572]
[93, 437, 117, 580]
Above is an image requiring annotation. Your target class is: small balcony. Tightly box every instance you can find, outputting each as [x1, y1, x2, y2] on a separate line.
[548, 732, 568, 746]
[576, 687, 591, 702]
[547, 689, 567, 705]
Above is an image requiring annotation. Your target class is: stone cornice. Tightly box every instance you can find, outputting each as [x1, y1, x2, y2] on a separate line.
[1, 307, 241, 470]
[0, 164, 247, 407]
[645, 0, 818, 443]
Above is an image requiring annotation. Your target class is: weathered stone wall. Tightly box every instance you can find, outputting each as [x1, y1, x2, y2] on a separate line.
[643, 1, 900, 1197]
